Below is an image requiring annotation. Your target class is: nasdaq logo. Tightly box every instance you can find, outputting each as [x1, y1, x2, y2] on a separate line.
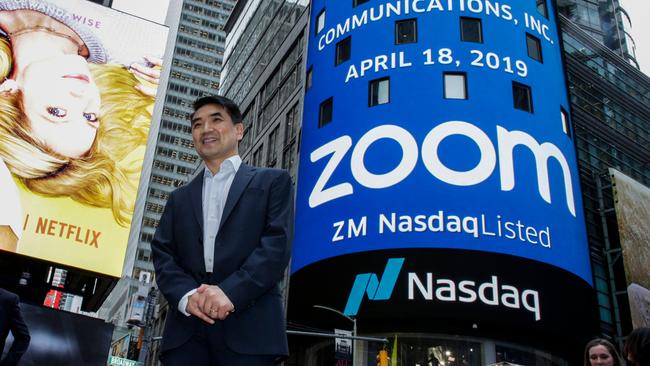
[343, 258, 405, 316]
[343, 257, 542, 320]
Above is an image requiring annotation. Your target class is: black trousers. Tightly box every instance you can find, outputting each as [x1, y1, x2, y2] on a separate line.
[160, 321, 276, 366]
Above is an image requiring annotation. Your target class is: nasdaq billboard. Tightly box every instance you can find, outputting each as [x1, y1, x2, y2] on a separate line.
[289, 0, 596, 352]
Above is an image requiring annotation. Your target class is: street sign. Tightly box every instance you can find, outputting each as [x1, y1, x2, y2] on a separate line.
[108, 355, 137, 366]
[335, 328, 352, 364]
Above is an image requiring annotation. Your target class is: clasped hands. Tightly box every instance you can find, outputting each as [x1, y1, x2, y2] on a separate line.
[186, 284, 235, 324]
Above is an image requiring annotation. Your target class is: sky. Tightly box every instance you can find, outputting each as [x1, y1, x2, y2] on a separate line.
[111, 0, 169, 24]
[113, 0, 650, 77]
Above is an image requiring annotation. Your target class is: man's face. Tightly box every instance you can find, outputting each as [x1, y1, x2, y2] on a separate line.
[191, 103, 243, 164]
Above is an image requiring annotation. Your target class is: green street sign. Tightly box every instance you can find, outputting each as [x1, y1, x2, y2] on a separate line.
[108, 355, 137, 366]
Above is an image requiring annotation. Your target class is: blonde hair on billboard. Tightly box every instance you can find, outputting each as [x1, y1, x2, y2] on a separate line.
[0, 37, 153, 227]
[0, 37, 11, 79]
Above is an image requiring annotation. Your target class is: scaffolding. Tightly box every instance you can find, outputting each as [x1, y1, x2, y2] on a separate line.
[595, 171, 628, 349]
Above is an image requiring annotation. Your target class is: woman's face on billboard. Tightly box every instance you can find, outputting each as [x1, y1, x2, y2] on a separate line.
[19, 54, 101, 158]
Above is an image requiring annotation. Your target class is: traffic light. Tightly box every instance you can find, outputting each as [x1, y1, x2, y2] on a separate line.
[377, 349, 389, 366]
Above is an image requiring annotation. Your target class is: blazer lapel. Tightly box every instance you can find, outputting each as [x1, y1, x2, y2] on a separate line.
[188, 173, 204, 232]
[219, 164, 255, 231]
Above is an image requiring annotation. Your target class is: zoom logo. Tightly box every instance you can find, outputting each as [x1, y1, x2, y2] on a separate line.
[308, 122, 576, 217]
[343, 258, 542, 320]
[343, 258, 404, 316]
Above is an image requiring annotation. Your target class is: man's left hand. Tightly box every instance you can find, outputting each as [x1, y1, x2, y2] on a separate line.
[197, 284, 235, 320]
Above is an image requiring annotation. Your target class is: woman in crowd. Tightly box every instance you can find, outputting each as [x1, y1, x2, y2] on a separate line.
[584, 338, 622, 366]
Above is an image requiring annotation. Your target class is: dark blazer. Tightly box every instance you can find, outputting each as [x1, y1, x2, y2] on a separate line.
[0, 289, 30, 366]
[152, 163, 293, 356]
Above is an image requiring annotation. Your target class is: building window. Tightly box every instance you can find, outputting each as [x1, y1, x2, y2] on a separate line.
[512, 82, 533, 112]
[285, 103, 299, 143]
[526, 33, 543, 62]
[240, 130, 251, 154]
[369, 77, 390, 106]
[316, 9, 326, 34]
[253, 145, 264, 167]
[561, 108, 571, 137]
[460, 17, 482, 43]
[537, 0, 548, 18]
[353, 0, 370, 6]
[267, 126, 279, 167]
[282, 142, 296, 179]
[335, 36, 351, 65]
[395, 19, 417, 44]
[443, 72, 467, 100]
[306, 66, 313, 90]
[319, 97, 333, 127]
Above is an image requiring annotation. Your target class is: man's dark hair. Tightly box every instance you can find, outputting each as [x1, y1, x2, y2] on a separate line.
[191, 95, 243, 124]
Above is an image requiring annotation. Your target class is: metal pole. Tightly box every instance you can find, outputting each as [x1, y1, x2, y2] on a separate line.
[312, 305, 360, 366]
[352, 317, 358, 366]
[596, 173, 624, 347]
[137, 287, 157, 366]
[313, 305, 354, 322]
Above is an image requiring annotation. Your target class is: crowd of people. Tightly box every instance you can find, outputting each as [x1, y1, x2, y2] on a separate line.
[584, 327, 650, 366]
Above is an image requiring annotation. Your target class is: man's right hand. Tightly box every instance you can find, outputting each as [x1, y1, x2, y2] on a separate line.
[185, 291, 215, 324]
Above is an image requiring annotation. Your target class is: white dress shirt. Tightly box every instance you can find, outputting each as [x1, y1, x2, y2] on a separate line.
[178, 155, 242, 315]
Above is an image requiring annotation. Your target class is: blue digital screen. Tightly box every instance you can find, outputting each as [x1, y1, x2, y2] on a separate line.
[292, 0, 592, 285]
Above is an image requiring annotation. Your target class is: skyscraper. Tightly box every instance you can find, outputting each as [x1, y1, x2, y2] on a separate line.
[129, 0, 235, 291]
[557, 0, 639, 66]
[99, 1, 236, 363]
[561, 11, 650, 344]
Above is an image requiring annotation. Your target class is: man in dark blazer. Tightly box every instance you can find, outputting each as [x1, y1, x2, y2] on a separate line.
[152, 95, 293, 365]
[0, 288, 30, 366]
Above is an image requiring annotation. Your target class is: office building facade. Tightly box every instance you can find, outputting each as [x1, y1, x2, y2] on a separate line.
[220, 0, 308, 183]
[556, 0, 639, 67]
[561, 14, 650, 344]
